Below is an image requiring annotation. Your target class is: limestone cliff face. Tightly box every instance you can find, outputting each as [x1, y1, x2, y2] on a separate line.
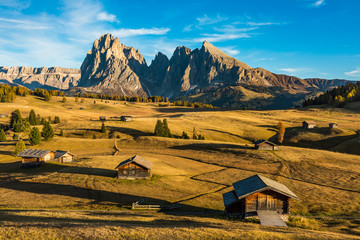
[79, 33, 147, 96]
[0, 66, 80, 89]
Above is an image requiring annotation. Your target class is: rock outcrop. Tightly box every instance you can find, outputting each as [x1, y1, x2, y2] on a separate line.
[79, 33, 147, 96]
[0, 66, 80, 89]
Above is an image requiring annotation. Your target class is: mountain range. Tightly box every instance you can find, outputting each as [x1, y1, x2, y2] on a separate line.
[0, 33, 350, 109]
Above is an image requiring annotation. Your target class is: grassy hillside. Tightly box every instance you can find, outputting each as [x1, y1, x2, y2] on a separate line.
[0, 95, 359, 239]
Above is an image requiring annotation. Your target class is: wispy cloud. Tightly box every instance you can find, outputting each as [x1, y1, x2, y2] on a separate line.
[0, 0, 30, 10]
[312, 0, 325, 8]
[345, 67, 360, 77]
[97, 12, 119, 23]
[278, 68, 309, 73]
[218, 46, 240, 56]
[246, 22, 282, 26]
[190, 33, 250, 43]
[112, 28, 170, 38]
[0, 17, 50, 30]
[197, 14, 228, 26]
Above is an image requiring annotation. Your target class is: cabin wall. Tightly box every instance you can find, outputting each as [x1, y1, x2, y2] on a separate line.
[245, 190, 289, 214]
[22, 157, 40, 164]
[59, 153, 74, 163]
[117, 162, 151, 179]
[257, 143, 276, 151]
[43, 152, 55, 162]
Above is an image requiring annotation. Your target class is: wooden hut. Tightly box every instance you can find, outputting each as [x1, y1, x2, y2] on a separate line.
[55, 150, 75, 163]
[120, 116, 132, 122]
[99, 116, 106, 121]
[223, 175, 298, 222]
[254, 140, 279, 151]
[329, 123, 338, 129]
[115, 155, 152, 179]
[17, 149, 55, 168]
[302, 120, 316, 129]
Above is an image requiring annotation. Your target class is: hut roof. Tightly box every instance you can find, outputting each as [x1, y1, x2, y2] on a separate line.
[55, 150, 76, 158]
[223, 175, 298, 207]
[329, 123, 337, 126]
[232, 175, 298, 200]
[17, 149, 54, 158]
[121, 115, 132, 118]
[253, 139, 277, 146]
[223, 190, 238, 207]
[303, 120, 316, 124]
[115, 155, 153, 170]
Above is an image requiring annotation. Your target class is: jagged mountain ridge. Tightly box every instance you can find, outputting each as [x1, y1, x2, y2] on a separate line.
[0, 33, 351, 109]
[0, 66, 80, 90]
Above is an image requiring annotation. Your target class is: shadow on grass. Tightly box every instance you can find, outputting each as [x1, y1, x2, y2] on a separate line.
[0, 180, 222, 216]
[204, 128, 254, 142]
[170, 142, 254, 156]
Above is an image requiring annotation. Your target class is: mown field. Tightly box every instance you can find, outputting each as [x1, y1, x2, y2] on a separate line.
[0, 95, 359, 239]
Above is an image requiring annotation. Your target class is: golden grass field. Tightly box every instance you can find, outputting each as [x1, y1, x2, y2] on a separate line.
[0, 95, 359, 239]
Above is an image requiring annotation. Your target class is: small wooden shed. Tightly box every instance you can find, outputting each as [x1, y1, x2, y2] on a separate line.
[120, 116, 132, 122]
[17, 149, 55, 168]
[223, 175, 298, 220]
[55, 150, 75, 163]
[254, 140, 279, 151]
[99, 116, 106, 121]
[302, 120, 316, 129]
[115, 155, 153, 179]
[329, 123, 338, 129]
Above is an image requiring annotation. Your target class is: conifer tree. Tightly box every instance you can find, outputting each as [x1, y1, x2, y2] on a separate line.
[29, 127, 41, 145]
[154, 119, 164, 136]
[62, 97, 67, 103]
[28, 109, 37, 125]
[101, 122, 106, 133]
[162, 119, 172, 137]
[13, 139, 26, 156]
[54, 116, 60, 124]
[181, 131, 189, 139]
[0, 129, 6, 142]
[193, 127, 197, 140]
[277, 121, 285, 144]
[93, 134, 97, 139]
[10, 109, 22, 129]
[41, 121, 54, 140]
[59, 129, 64, 136]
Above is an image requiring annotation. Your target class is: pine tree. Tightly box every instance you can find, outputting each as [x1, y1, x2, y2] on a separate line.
[13, 133, 19, 140]
[181, 131, 189, 139]
[54, 116, 60, 124]
[93, 134, 97, 139]
[193, 127, 197, 140]
[28, 109, 37, 125]
[162, 119, 172, 137]
[62, 97, 67, 103]
[29, 127, 41, 145]
[10, 109, 22, 128]
[277, 121, 285, 144]
[0, 129, 6, 142]
[43, 93, 51, 101]
[59, 129, 64, 136]
[13, 139, 26, 156]
[41, 121, 54, 140]
[154, 119, 164, 136]
[100, 123, 106, 133]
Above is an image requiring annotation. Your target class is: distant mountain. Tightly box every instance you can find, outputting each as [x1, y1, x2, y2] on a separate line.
[0, 66, 80, 90]
[0, 33, 352, 109]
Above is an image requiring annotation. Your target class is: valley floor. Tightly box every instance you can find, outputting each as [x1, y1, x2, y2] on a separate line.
[0, 95, 359, 239]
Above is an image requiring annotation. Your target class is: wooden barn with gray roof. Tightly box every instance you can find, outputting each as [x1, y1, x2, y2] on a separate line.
[253, 139, 279, 151]
[223, 175, 298, 224]
[55, 150, 75, 163]
[115, 155, 153, 179]
[17, 149, 55, 168]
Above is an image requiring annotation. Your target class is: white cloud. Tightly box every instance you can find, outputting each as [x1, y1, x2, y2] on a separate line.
[0, 0, 30, 10]
[197, 14, 228, 26]
[112, 28, 170, 38]
[246, 22, 281, 26]
[278, 68, 306, 73]
[312, 0, 325, 7]
[0, 17, 50, 30]
[190, 33, 250, 43]
[183, 24, 193, 32]
[97, 12, 119, 23]
[345, 67, 360, 77]
[218, 47, 240, 56]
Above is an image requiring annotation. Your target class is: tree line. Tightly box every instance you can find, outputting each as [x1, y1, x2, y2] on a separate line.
[154, 119, 205, 140]
[302, 82, 360, 108]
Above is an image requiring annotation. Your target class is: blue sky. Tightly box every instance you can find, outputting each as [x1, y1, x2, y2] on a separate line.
[0, 0, 359, 80]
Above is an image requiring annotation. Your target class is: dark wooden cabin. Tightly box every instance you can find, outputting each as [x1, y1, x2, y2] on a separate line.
[254, 140, 279, 151]
[302, 120, 316, 129]
[99, 116, 106, 121]
[223, 175, 298, 220]
[329, 123, 338, 129]
[55, 150, 75, 163]
[115, 155, 153, 179]
[120, 116, 132, 122]
[17, 149, 55, 168]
